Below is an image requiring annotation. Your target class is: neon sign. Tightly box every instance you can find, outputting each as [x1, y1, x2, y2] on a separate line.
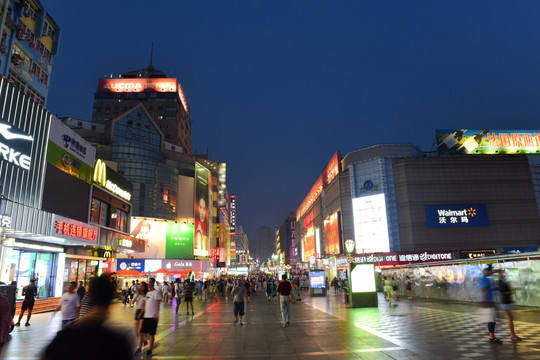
[55, 221, 98, 241]
[93, 159, 132, 201]
[230, 195, 236, 234]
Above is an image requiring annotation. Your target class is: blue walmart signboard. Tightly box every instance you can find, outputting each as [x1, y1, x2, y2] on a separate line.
[425, 204, 489, 228]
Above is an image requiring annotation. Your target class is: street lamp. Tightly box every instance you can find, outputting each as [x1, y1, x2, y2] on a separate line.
[345, 239, 355, 306]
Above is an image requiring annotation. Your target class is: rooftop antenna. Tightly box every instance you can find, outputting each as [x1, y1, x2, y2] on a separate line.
[149, 42, 154, 67]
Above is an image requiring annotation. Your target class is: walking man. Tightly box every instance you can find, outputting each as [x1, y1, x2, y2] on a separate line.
[277, 274, 291, 327]
[15, 279, 37, 326]
[55, 281, 80, 329]
[480, 264, 501, 343]
[230, 278, 248, 325]
[136, 277, 161, 357]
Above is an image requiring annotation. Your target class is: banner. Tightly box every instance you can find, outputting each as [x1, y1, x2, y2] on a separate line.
[324, 212, 340, 255]
[46, 141, 94, 184]
[302, 227, 316, 260]
[194, 163, 210, 257]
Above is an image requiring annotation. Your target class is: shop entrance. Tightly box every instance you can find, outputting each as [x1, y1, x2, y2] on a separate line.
[1, 248, 56, 299]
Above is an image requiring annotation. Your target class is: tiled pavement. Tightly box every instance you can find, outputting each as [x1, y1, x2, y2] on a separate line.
[2, 290, 540, 359]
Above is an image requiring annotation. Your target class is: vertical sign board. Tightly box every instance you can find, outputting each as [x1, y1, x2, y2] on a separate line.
[350, 263, 378, 307]
[194, 162, 210, 257]
[230, 195, 236, 234]
[0, 78, 51, 209]
[165, 223, 194, 259]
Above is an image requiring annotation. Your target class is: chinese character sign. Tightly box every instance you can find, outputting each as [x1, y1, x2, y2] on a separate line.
[51, 215, 99, 244]
[352, 194, 390, 253]
[425, 204, 489, 228]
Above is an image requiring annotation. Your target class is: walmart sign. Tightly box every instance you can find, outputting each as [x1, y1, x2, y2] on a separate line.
[425, 204, 489, 228]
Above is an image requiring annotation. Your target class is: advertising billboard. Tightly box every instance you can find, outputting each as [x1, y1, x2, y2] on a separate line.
[46, 116, 96, 184]
[352, 194, 390, 253]
[302, 227, 316, 261]
[165, 223, 194, 259]
[351, 264, 376, 292]
[324, 212, 341, 255]
[436, 129, 540, 155]
[98, 78, 177, 93]
[230, 195, 237, 234]
[297, 152, 340, 221]
[425, 204, 489, 228]
[194, 163, 210, 257]
[309, 270, 326, 289]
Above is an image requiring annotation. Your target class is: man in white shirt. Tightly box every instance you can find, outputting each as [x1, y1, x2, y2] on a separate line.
[136, 277, 161, 357]
[55, 281, 80, 329]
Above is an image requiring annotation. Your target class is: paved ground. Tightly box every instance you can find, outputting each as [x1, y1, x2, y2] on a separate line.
[2, 290, 540, 359]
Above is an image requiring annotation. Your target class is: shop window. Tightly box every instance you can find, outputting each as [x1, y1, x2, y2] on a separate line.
[114, 209, 128, 233]
[90, 198, 109, 227]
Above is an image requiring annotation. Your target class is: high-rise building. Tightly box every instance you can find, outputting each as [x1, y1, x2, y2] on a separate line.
[255, 226, 274, 262]
[0, 0, 61, 106]
[92, 63, 192, 154]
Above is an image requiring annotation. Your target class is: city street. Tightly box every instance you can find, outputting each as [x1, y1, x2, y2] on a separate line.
[3, 290, 540, 359]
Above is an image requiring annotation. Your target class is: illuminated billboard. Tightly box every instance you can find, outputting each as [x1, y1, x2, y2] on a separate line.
[352, 194, 390, 253]
[351, 264, 376, 293]
[130, 218, 194, 259]
[194, 163, 210, 257]
[302, 227, 316, 260]
[425, 204, 489, 228]
[324, 212, 341, 255]
[230, 195, 237, 234]
[436, 129, 540, 155]
[297, 152, 340, 221]
[98, 78, 177, 93]
[309, 270, 326, 289]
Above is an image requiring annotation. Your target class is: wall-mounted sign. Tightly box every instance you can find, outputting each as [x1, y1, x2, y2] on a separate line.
[0, 214, 11, 228]
[460, 249, 496, 259]
[304, 210, 314, 231]
[117, 259, 145, 272]
[436, 129, 540, 155]
[162, 259, 204, 272]
[352, 194, 390, 253]
[118, 238, 133, 248]
[425, 204, 489, 228]
[93, 159, 132, 202]
[52, 214, 99, 244]
[337, 251, 454, 269]
[98, 78, 177, 93]
[297, 152, 340, 221]
[0, 122, 33, 170]
[230, 195, 236, 234]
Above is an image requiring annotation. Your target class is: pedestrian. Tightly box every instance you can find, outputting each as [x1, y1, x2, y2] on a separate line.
[174, 279, 182, 316]
[135, 277, 161, 357]
[230, 278, 248, 325]
[479, 264, 501, 344]
[497, 269, 521, 341]
[54, 281, 80, 329]
[130, 280, 138, 307]
[277, 274, 292, 327]
[184, 279, 195, 315]
[383, 276, 394, 306]
[162, 281, 169, 304]
[40, 275, 132, 360]
[15, 279, 38, 327]
[266, 280, 272, 301]
[332, 277, 339, 294]
[406, 276, 413, 299]
[131, 281, 148, 336]
[121, 281, 129, 307]
[76, 281, 86, 301]
[0, 288, 12, 348]
[271, 281, 278, 303]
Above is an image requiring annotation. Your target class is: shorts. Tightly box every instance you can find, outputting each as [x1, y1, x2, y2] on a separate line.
[21, 300, 35, 311]
[233, 301, 245, 316]
[175, 296, 182, 303]
[500, 303, 514, 311]
[134, 309, 143, 320]
[184, 296, 193, 303]
[141, 318, 158, 335]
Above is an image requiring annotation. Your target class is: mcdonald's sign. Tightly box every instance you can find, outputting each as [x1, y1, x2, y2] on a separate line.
[93, 159, 133, 202]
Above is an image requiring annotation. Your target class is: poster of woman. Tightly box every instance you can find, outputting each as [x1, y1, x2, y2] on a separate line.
[194, 163, 209, 256]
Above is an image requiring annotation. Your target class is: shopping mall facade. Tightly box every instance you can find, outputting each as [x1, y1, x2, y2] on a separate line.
[294, 137, 540, 280]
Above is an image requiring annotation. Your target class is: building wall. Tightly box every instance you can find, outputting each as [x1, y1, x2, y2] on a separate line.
[393, 156, 540, 252]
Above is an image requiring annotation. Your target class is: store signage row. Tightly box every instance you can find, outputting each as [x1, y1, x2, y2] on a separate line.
[230, 195, 236, 234]
[117, 259, 206, 273]
[93, 159, 132, 202]
[52, 215, 99, 244]
[459, 249, 496, 259]
[0, 214, 11, 228]
[0, 122, 33, 170]
[297, 151, 340, 221]
[425, 204, 489, 228]
[436, 129, 540, 155]
[337, 251, 454, 268]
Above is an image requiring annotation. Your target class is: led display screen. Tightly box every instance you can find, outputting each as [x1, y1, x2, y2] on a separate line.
[436, 129, 540, 155]
[302, 227, 316, 261]
[130, 218, 194, 259]
[324, 212, 341, 255]
[352, 194, 390, 253]
[351, 264, 376, 293]
[194, 163, 210, 257]
[309, 270, 326, 289]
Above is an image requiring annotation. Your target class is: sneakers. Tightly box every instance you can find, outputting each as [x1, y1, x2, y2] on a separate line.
[186, 311, 189, 315]
[192, 311, 195, 315]
[134, 348, 142, 356]
[240, 322, 244, 326]
[24, 323, 30, 326]
[146, 350, 152, 357]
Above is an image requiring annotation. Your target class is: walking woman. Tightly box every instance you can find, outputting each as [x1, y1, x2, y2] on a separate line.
[383, 276, 394, 306]
[131, 281, 148, 335]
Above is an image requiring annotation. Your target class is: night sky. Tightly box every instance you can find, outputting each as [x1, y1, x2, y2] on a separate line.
[45, 1, 540, 246]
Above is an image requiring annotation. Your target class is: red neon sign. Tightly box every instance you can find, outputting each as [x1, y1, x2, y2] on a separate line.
[55, 221, 98, 241]
[297, 152, 340, 221]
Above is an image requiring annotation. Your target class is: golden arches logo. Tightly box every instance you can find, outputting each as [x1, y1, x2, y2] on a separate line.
[93, 159, 107, 186]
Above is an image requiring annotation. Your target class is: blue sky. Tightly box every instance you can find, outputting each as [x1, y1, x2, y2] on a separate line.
[44, 1, 540, 244]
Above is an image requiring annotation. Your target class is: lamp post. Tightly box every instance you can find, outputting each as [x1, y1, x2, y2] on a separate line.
[344, 239, 355, 307]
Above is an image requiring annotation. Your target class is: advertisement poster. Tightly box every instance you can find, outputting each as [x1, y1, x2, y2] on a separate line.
[194, 163, 210, 257]
[165, 223, 194, 259]
[130, 218, 167, 259]
[436, 129, 540, 155]
[425, 204, 489, 228]
[352, 194, 390, 253]
[309, 270, 326, 289]
[302, 227, 316, 260]
[324, 212, 341, 255]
